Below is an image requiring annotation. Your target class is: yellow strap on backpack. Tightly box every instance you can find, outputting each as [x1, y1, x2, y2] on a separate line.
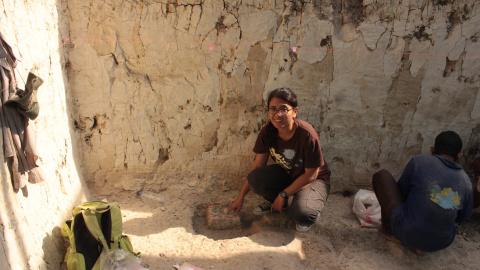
[81, 208, 111, 251]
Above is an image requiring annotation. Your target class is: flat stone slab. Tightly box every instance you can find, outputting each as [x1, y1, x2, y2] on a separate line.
[207, 204, 241, 230]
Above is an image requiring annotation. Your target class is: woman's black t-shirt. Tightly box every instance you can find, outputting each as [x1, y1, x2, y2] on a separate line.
[253, 118, 331, 183]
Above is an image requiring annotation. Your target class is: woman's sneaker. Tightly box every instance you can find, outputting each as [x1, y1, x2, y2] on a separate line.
[253, 201, 288, 215]
[296, 224, 312, 232]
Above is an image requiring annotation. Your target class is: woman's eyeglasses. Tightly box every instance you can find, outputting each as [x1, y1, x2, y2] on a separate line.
[268, 107, 293, 116]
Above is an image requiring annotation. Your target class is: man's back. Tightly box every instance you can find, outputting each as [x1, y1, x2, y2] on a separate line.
[390, 155, 473, 252]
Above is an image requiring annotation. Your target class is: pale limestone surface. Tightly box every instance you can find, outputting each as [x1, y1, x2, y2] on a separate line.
[64, 0, 480, 193]
[0, 0, 480, 269]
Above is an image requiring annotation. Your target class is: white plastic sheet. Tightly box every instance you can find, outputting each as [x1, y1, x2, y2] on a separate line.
[100, 249, 148, 270]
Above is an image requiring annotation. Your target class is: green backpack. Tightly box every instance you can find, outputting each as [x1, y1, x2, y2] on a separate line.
[61, 201, 138, 270]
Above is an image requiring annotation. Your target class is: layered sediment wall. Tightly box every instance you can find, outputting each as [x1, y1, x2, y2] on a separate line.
[66, 0, 480, 193]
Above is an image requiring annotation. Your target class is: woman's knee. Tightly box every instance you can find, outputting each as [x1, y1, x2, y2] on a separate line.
[247, 167, 272, 193]
[289, 196, 326, 225]
[247, 165, 290, 192]
[288, 204, 318, 225]
[247, 169, 262, 191]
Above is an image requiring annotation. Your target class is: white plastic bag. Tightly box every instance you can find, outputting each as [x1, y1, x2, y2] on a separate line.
[173, 262, 205, 270]
[352, 189, 381, 228]
[100, 249, 148, 270]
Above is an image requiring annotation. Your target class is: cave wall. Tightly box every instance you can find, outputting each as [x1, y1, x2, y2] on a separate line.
[65, 0, 480, 193]
[0, 0, 87, 269]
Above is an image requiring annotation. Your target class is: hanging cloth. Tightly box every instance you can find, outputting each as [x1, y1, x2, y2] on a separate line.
[0, 31, 44, 192]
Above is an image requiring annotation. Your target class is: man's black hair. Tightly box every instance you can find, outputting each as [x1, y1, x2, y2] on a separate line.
[434, 131, 463, 159]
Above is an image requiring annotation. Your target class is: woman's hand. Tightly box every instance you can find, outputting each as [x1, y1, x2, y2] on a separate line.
[227, 153, 269, 215]
[272, 195, 286, 213]
[227, 197, 244, 214]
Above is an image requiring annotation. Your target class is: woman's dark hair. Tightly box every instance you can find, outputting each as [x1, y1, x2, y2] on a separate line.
[434, 131, 463, 159]
[267, 87, 298, 108]
[265, 88, 298, 148]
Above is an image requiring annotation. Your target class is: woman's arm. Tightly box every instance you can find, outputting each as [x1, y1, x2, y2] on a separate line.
[284, 167, 319, 195]
[271, 167, 319, 212]
[228, 153, 269, 213]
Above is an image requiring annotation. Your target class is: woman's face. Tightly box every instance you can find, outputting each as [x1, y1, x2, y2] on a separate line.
[268, 96, 298, 130]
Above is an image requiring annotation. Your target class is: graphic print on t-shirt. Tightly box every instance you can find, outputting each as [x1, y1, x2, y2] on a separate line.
[270, 147, 292, 169]
[429, 184, 461, 210]
[269, 147, 304, 171]
[283, 149, 295, 160]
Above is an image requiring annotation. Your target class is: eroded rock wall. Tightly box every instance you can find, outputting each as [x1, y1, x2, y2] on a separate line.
[0, 1, 87, 269]
[64, 0, 480, 194]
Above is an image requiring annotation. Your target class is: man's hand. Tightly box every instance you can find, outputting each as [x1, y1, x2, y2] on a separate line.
[227, 197, 244, 214]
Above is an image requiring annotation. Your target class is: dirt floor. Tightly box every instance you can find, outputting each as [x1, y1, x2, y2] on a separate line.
[91, 189, 480, 270]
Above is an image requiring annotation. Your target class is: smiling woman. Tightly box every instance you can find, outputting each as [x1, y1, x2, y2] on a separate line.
[228, 88, 331, 232]
[268, 96, 298, 140]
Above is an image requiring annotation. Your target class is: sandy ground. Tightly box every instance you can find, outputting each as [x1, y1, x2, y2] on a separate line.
[89, 189, 480, 270]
